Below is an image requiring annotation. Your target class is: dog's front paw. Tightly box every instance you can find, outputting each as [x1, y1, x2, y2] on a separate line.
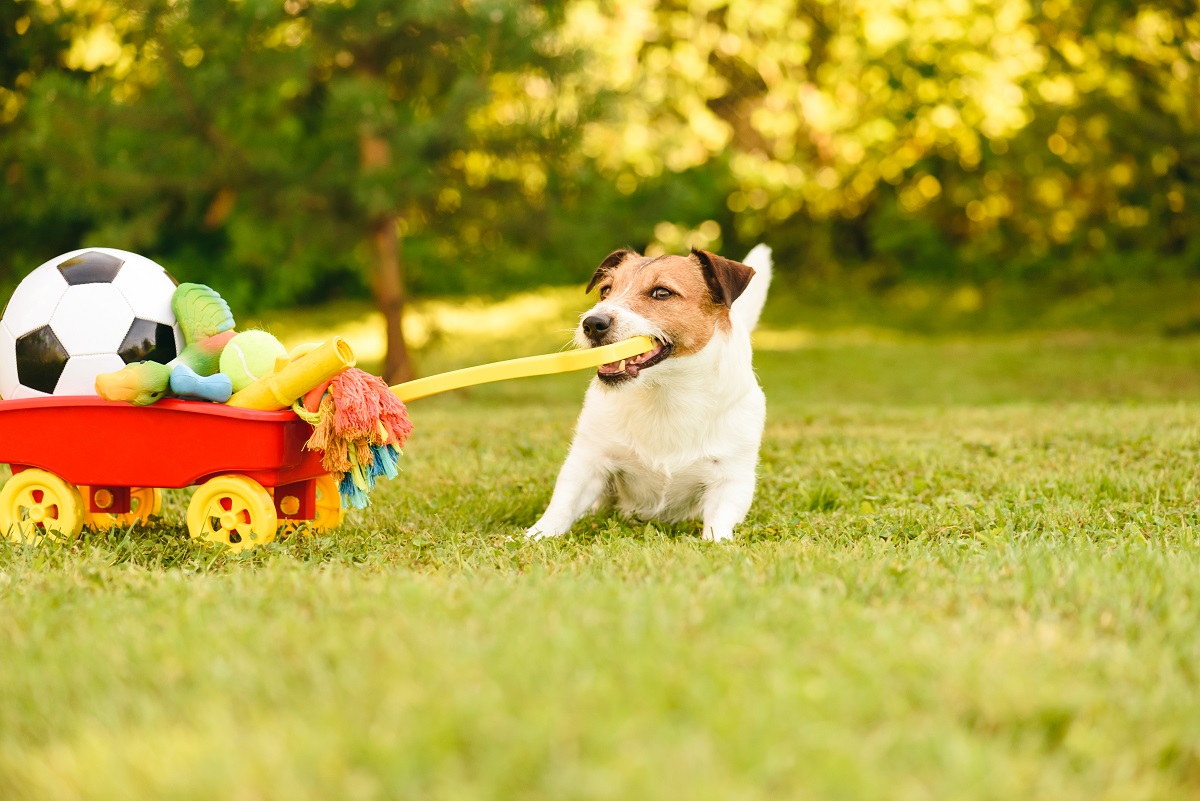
[526, 518, 567, 539]
[702, 525, 735, 543]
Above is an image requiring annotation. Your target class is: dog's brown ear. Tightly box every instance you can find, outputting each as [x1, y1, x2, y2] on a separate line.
[586, 249, 638, 294]
[692, 249, 755, 308]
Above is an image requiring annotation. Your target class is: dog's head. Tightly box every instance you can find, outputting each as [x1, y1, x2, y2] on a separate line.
[576, 248, 755, 386]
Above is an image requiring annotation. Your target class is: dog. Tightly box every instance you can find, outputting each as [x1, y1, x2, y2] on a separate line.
[528, 244, 772, 542]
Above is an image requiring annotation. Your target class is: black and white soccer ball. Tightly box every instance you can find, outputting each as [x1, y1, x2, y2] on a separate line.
[0, 248, 184, 399]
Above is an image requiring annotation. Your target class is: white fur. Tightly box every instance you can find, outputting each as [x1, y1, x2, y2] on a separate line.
[529, 245, 773, 542]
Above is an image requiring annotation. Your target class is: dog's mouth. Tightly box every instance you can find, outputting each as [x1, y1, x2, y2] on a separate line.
[596, 339, 672, 384]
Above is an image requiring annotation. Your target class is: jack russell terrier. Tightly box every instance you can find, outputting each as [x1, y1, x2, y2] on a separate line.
[528, 244, 772, 542]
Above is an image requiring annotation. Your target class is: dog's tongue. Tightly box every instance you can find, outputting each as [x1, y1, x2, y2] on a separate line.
[597, 342, 661, 377]
[598, 359, 637, 377]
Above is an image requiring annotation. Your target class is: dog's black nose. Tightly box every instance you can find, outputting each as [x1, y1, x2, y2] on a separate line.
[582, 314, 612, 343]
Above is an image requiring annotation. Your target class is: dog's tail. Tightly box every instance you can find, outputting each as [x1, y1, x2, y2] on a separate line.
[732, 244, 772, 332]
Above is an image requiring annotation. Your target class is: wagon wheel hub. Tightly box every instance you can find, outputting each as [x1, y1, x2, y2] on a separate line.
[185, 475, 278, 553]
[28, 504, 46, 524]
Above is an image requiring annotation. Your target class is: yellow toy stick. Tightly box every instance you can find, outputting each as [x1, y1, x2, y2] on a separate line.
[391, 336, 654, 402]
[227, 337, 356, 411]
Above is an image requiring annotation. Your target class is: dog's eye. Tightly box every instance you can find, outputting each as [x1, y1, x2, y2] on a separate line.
[599, 285, 611, 299]
[650, 287, 674, 300]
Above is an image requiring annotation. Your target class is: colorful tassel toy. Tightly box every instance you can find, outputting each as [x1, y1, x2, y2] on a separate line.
[293, 368, 413, 508]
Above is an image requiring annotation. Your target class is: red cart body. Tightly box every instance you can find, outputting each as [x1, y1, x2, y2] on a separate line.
[0, 396, 340, 547]
[0, 396, 325, 488]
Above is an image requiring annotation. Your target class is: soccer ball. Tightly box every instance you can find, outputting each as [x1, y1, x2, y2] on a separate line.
[0, 248, 184, 399]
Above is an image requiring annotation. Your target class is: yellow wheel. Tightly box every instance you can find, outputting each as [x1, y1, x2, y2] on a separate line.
[0, 469, 86, 544]
[186, 476, 278, 552]
[81, 487, 163, 530]
[277, 474, 345, 536]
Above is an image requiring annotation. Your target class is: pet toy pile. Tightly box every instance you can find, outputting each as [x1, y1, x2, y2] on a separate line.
[93, 281, 412, 508]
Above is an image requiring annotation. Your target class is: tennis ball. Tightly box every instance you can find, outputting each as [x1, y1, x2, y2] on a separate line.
[220, 330, 287, 392]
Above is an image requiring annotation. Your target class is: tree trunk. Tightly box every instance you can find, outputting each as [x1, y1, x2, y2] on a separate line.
[370, 214, 414, 384]
[360, 134, 415, 384]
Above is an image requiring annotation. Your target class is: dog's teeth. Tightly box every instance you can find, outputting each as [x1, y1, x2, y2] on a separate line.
[619, 359, 626, 372]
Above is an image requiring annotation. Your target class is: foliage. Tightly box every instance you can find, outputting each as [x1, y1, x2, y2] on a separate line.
[2, 0, 1199, 307]
[578, 0, 1200, 282]
[2, 0, 581, 311]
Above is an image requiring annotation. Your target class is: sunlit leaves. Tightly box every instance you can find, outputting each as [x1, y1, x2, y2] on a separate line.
[569, 0, 1199, 276]
[4, 0, 1199, 300]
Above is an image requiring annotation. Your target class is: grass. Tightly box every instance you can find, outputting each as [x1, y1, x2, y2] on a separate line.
[3, 288, 1200, 800]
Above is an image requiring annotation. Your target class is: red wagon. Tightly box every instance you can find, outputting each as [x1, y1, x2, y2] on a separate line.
[0, 396, 343, 551]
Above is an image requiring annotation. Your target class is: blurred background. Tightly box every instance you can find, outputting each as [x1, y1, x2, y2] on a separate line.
[1, 0, 1198, 382]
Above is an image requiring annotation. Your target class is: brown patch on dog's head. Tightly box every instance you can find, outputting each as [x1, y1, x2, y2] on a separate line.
[586, 248, 756, 359]
[586, 249, 638, 294]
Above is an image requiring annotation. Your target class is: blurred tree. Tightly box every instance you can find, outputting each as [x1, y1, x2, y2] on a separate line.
[3, 0, 1199, 344]
[574, 0, 1200, 284]
[7, 0, 578, 381]
[0, 1, 83, 275]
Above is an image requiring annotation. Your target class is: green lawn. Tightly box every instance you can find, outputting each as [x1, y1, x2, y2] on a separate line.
[2, 299, 1200, 800]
